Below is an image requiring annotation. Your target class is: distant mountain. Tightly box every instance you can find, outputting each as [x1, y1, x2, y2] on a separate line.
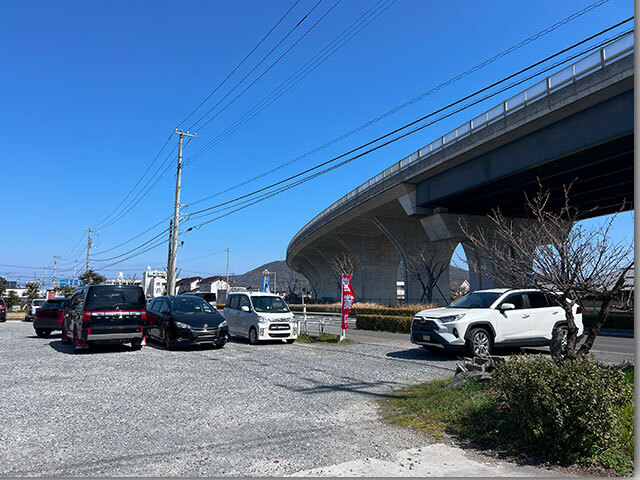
[232, 260, 310, 293]
[233, 260, 469, 294]
[450, 265, 469, 290]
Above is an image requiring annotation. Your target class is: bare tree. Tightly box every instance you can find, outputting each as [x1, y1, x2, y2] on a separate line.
[407, 245, 449, 303]
[462, 181, 633, 359]
[331, 252, 356, 279]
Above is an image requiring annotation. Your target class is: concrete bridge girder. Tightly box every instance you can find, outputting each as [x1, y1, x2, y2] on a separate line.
[372, 215, 453, 305]
[335, 230, 400, 305]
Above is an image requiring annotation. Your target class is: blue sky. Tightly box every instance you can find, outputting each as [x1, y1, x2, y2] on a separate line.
[0, 0, 633, 285]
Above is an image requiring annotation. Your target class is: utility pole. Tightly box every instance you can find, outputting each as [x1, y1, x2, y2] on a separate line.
[168, 129, 196, 296]
[72, 261, 77, 284]
[86, 228, 97, 272]
[41, 267, 45, 292]
[166, 218, 173, 293]
[225, 248, 230, 285]
[52, 256, 61, 288]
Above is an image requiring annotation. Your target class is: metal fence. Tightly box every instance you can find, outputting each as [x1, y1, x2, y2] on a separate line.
[294, 312, 344, 336]
[289, 32, 634, 250]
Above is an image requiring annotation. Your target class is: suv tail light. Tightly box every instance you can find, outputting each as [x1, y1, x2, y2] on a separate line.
[82, 312, 91, 323]
[57, 311, 65, 321]
[576, 306, 584, 314]
[141, 310, 147, 320]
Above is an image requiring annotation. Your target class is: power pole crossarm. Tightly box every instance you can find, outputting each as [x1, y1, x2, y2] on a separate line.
[168, 129, 196, 296]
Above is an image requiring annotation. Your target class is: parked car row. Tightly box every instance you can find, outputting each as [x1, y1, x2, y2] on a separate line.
[22, 284, 298, 354]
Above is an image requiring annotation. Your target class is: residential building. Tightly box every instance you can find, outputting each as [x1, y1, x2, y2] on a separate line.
[142, 267, 167, 298]
[176, 276, 202, 294]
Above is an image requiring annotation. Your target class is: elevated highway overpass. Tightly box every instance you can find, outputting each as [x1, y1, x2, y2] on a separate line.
[287, 33, 634, 305]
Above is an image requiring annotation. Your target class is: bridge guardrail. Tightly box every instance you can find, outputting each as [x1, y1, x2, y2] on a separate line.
[289, 32, 634, 251]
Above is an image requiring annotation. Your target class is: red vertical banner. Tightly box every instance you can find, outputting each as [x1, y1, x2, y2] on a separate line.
[341, 274, 354, 330]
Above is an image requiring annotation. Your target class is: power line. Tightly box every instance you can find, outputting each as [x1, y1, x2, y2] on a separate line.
[177, 0, 302, 128]
[83, 0, 307, 236]
[187, 0, 328, 131]
[84, 21, 631, 270]
[183, 0, 396, 171]
[183, 0, 613, 206]
[187, 0, 343, 135]
[92, 131, 175, 230]
[183, 24, 632, 226]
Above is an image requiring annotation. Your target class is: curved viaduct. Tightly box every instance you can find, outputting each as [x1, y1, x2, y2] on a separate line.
[287, 34, 634, 305]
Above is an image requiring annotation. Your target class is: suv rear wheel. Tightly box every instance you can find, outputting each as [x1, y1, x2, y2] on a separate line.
[467, 327, 492, 357]
[35, 329, 51, 338]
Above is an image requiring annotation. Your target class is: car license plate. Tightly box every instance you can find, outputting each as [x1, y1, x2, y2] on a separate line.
[421, 334, 431, 342]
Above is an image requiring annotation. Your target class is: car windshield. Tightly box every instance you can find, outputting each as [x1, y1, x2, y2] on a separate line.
[33, 300, 46, 306]
[448, 292, 502, 309]
[251, 296, 289, 313]
[42, 300, 65, 309]
[172, 297, 214, 314]
[85, 286, 146, 311]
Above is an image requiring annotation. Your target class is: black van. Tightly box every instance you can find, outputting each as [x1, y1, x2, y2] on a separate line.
[63, 285, 147, 353]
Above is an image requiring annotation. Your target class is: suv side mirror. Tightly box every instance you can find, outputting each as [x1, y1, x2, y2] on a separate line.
[241, 305, 250, 312]
[162, 310, 170, 319]
[500, 303, 515, 312]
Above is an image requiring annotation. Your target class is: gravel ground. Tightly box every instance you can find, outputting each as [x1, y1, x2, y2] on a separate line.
[0, 322, 560, 477]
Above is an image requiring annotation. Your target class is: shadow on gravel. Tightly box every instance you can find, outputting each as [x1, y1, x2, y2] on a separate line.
[386, 347, 454, 362]
[227, 336, 293, 346]
[48, 339, 139, 355]
[145, 339, 225, 352]
[275, 373, 408, 399]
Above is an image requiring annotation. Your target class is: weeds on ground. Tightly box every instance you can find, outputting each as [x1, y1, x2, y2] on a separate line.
[296, 333, 354, 344]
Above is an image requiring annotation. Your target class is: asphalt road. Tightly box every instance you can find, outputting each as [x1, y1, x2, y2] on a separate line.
[0, 322, 565, 477]
[295, 314, 634, 364]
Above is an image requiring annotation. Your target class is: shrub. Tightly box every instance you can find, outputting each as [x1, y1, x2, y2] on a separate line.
[582, 312, 634, 330]
[471, 356, 634, 469]
[355, 314, 413, 333]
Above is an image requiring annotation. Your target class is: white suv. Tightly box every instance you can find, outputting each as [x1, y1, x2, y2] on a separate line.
[223, 292, 298, 345]
[411, 289, 583, 357]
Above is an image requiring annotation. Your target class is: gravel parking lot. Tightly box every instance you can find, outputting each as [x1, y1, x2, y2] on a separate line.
[0, 322, 562, 476]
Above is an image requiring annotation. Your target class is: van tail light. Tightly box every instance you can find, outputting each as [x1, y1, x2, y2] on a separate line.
[141, 311, 147, 320]
[82, 312, 91, 323]
[576, 306, 584, 314]
[57, 311, 65, 323]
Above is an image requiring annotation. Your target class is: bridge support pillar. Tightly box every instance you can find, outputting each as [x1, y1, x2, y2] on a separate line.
[297, 252, 337, 300]
[372, 216, 452, 305]
[335, 232, 400, 305]
[421, 213, 538, 291]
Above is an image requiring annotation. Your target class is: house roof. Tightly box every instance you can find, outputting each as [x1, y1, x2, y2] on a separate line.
[175, 276, 201, 286]
[200, 275, 226, 284]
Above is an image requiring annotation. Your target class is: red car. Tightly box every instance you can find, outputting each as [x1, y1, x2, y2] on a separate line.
[34, 297, 69, 338]
[0, 299, 6, 322]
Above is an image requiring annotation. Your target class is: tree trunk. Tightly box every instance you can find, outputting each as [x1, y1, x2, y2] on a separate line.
[576, 296, 614, 356]
[564, 307, 578, 359]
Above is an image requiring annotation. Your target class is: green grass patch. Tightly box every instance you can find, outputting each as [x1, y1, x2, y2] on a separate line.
[382, 378, 491, 441]
[381, 358, 634, 475]
[296, 333, 354, 344]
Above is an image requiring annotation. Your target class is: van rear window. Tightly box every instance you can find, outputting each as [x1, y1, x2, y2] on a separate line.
[86, 286, 146, 311]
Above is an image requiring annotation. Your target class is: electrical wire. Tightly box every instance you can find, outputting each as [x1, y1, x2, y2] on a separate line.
[83, 20, 632, 270]
[187, 0, 342, 133]
[183, 0, 614, 206]
[183, 0, 395, 171]
[177, 0, 302, 128]
[183, 25, 633, 229]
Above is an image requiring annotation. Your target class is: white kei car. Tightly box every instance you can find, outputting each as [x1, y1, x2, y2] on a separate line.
[411, 288, 584, 357]
[223, 291, 298, 345]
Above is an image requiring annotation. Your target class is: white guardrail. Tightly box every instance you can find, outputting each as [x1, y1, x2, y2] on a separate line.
[289, 32, 634, 249]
